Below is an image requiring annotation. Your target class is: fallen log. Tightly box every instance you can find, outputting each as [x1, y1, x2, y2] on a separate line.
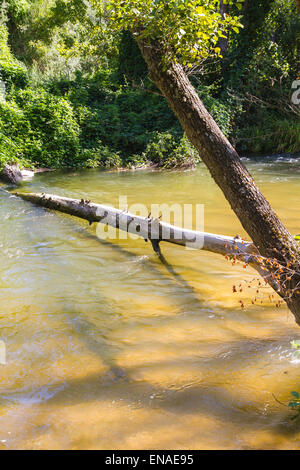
[15, 191, 283, 295]
[15, 191, 257, 256]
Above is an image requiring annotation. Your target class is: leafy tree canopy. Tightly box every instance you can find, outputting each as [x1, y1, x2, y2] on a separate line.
[92, 0, 244, 66]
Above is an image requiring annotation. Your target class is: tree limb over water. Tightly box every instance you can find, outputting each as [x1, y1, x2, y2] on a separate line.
[15, 191, 300, 324]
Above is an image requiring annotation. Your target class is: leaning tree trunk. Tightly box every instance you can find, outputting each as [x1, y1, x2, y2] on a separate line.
[219, 0, 229, 55]
[135, 37, 300, 323]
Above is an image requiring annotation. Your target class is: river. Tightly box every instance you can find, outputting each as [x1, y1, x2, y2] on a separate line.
[0, 155, 300, 449]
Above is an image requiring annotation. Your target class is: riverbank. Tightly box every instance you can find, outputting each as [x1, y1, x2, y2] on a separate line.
[25, 151, 300, 175]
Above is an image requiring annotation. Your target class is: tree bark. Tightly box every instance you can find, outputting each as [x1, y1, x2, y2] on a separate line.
[295, 0, 300, 14]
[135, 37, 300, 323]
[219, 0, 229, 55]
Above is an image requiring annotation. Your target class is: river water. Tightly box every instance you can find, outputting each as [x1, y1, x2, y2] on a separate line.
[0, 156, 300, 449]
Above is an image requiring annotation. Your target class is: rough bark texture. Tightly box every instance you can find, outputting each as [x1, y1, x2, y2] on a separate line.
[295, 0, 300, 14]
[135, 38, 300, 323]
[219, 0, 229, 55]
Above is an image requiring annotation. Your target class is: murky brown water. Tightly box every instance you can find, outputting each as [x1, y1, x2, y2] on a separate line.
[0, 156, 300, 450]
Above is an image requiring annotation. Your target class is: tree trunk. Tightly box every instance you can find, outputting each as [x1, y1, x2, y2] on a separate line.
[295, 0, 300, 14]
[135, 37, 300, 323]
[219, 1, 229, 55]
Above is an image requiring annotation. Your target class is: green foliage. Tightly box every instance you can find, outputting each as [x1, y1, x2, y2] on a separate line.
[235, 118, 300, 155]
[195, 84, 233, 137]
[76, 91, 178, 156]
[80, 145, 122, 168]
[0, 0, 298, 170]
[117, 31, 148, 84]
[223, 0, 300, 155]
[0, 132, 24, 168]
[2, 0, 86, 60]
[51, 70, 180, 156]
[0, 65, 192, 170]
[224, 0, 275, 84]
[0, 87, 81, 168]
[0, 61, 28, 91]
[0, 22, 29, 90]
[125, 153, 147, 169]
[0, 23, 12, 59]
[102, 0, 244, 66]
[0, 100, 34, 167]
[142, 132, 199, 169]
[13, 87, 81, 168]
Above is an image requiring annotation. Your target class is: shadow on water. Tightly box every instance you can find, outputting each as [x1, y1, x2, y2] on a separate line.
[0, 192, 207, 385]
[1, 164, 300, 449]
[2, 331, 298, 426]
[32, 199, 206, 306]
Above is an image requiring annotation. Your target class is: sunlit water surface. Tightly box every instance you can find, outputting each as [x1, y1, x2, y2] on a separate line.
[0, 156, 300, 449]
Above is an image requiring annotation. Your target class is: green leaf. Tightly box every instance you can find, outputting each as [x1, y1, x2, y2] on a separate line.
[291, 391, 300, 399]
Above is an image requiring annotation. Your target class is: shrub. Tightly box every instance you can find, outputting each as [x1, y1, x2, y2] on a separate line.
[0, 61, 29, 91]
[0, 24, 29, 91]
[0, 100, 34, 169]
[10, 87, 81, 167]
[143, 132, 199, 169]
[0, 132, 21, 169]
[196, 84, 233, 137]
[80, 144, 122, 169]
[124, 153, 147, 169]
[235, 117, 300, 155]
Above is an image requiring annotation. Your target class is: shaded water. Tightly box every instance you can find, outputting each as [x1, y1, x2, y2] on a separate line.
[0, 156, 300, 449]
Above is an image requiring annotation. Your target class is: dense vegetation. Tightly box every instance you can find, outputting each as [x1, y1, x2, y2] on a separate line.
[0, 0, 299, 170]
